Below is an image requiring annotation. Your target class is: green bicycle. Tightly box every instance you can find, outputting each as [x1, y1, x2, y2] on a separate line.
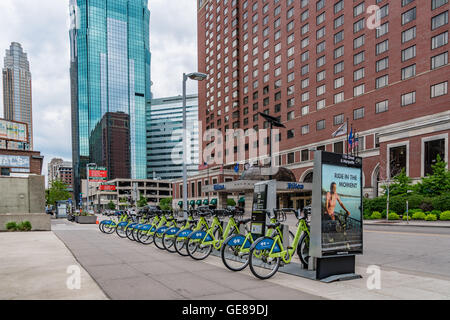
[99, 211, 129, 234]
[186, 208, 245, 261]
[173, 208, 212, 256]
[136, 211, 167, 244]
[161, 210, 197, 253]
[248, 207, 311, 280]
[220, 209, 293, 272]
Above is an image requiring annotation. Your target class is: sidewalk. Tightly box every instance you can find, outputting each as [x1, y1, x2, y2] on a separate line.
[364, 219, 450, 228]
[0, 231, 108, 300]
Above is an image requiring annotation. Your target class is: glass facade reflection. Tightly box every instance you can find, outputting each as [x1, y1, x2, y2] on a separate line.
[70, 0, 150, 205]
[147, 95, 199, 180]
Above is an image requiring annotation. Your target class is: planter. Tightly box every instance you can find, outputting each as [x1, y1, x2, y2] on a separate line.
[75, 215, 97, 224]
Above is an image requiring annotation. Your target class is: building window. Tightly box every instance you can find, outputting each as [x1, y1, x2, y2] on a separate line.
[316, 119, 325, 131]
[354, 84, 365, 96]
[301, 124, 310, 135]
[287, 152, 295, 164]
[432, 11, 448, 30]
[354, 67, 365, 81]
[334, 114, 345, 126]
[402, 7, 416, 25]
[431, 51, 448, 69]
[334, 141, 344, 154]
[401, 91, 416, 106]
[376, 57, 389, 72]
[376, 22, 389, 38]
[353, 107, 365, 120]
[389, 145, 407, 178]
[431, 81, 448, 98]
[376, 100, 389, 113]
[402, 26, 416, 43]
[287, 129, 295, 139]
[424, 139, 446, 176]
[401, 45, 416, 61]
[301, 149, 309, 162]
[432, 31, 448, 49]
[401, 64, 416, 80]
[432, 0, 448, 10]
[375, 74, 389, 89]
[376, 40, 389, 55]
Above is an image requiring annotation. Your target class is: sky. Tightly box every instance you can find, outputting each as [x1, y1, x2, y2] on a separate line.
[0, 0, 198, 186]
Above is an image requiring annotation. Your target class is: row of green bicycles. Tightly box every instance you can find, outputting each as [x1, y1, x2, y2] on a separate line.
[98, 205, 311, 280]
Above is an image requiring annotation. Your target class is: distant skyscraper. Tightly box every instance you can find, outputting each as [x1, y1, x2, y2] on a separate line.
[146, 95, 199, 180]
[2, 42, 33, 150]
[69, 0, 151, 205]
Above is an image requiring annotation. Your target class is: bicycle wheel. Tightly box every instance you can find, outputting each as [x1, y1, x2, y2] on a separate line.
[115, 223, 128, 238]
[132, 227, 140, 241]
[162, 228, 178, 253]
[174, 229, 191, 256]
[221, 234, 250, 272]
[102, 221, 116, 234]
[137, 229, 154, 245]
[153, 227, 167, 250]
[248, 237, 281, 280]
[126, 225, 136, 241]
[297, 232, 310, 269]
[187, 227, 220, 260]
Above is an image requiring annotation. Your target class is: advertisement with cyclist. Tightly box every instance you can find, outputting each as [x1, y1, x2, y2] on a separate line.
[321, 153, 363, 255]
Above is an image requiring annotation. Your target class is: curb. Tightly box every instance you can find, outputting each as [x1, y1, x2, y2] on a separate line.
[364, 221, 450, 228]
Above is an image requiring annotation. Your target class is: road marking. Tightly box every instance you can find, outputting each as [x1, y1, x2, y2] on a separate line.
[365, 230, 450, 238]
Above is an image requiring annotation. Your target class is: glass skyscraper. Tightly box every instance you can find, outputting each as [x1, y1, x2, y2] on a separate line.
[2, 42, 33, 150]
[69, 0, 151, 204]
[146, 95, 199, 180]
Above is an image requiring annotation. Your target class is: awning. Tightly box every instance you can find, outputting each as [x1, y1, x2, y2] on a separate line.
[238, 197, 245, 203]
[196, 200, 202, 205]
[210, 198, 217, 205]
[203, 199, 209, 205]
[189, 200, 195, 206]
[177, 201, 183, 207]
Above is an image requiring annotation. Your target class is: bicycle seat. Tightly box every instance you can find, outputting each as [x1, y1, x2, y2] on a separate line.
[238, 218, 252, 225]
[266, 222, 281, 229]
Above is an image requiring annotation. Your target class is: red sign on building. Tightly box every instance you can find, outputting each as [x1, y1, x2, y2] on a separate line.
[89, 169, 108, 178]
[99, 184, 116, 191]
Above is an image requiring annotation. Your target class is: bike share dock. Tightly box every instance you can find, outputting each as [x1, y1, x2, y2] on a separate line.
[203, 151, 364, 283]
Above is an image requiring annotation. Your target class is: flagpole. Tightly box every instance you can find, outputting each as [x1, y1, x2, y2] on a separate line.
[346, 118, 349, 155]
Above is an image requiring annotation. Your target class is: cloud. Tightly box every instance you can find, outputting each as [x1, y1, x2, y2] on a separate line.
[0, 0, 198, 186]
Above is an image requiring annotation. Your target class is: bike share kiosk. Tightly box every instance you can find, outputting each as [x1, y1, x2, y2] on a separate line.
[310, 151, 363, 282]
[251, 180, 290, 247]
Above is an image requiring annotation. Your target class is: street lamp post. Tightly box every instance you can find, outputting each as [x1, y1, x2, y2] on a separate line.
[85, 163, 96, 211]
[182, 72, 207, 217]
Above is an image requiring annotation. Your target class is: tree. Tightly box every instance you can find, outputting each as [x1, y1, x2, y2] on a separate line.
[46, 180, 71, 206]
[381, 168, 412, 196]
[137, 196, 148, 208]
[159, 197, 173, 211]
[227, 198, 236, 206]
[415, 154, 450, 196]
[107, 201, 116, 210]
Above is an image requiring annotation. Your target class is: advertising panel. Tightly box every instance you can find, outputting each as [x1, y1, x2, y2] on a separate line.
[0, 155, 30, 168]
[99, 184, 116, 191]
[89, 167, 108, 182]
[311, 151, 363, 258]
[0, 119, 28, 143]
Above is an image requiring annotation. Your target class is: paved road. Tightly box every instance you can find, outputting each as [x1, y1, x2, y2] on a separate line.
[53, 220, 321, 300]
[359, 225, 450, 280]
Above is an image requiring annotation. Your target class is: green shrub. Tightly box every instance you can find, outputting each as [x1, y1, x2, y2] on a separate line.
[6, 222, 17, 231]
[16, 221, 32, 231]
[431, 193, 450, 212]
[425, 214, 437, 221]
[440, 211, 450, 221]
[371, 211, 382, 219]
[363, 214, 371, 220]
[430, 210, 441, 219]
[412, 211, 427, 220]
[388, 212, 400, 220]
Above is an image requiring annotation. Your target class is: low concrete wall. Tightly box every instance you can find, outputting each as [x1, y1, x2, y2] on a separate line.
[0, 176, 45, 214]
[0, 213, 51, 231]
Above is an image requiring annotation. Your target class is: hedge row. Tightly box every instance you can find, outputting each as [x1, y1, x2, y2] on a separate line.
[364, 210, 450, 221]
[363, 192, 450, 216]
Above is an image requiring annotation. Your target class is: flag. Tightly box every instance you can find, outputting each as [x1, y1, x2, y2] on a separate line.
[332, 122, 347, 138]
[234, 163, 239, 173]
[348, 127, 353, 147]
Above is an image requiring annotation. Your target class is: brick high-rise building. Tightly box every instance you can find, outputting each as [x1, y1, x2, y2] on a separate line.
[197, 0, 449, 198]
[48, 158, 73, 188]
